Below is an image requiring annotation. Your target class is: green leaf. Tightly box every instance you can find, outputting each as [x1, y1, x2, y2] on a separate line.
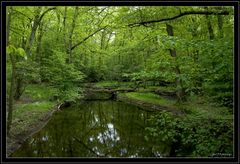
[16, 48, 26, 58]
[6, 45, 16, 54]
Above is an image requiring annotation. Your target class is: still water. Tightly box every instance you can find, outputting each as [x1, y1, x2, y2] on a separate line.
[12, 101, 171, 157]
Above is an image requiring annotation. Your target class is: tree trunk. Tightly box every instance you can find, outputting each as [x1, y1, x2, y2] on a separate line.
[7, 54, 16, 136]
[206, 14, 214, 40]
[63, 7, 68, 54]
[166, 24, 185, 102]
[205, 7, 216, 70]
[204, 7, 215, 40]
[66, 7, 79, 64]
[13, 76, 23, 100]
[6, 6, 14, 135]
[36, 22, 44, 63]
[217, 15, 223, 38]
[25, 7, 42, 57]
[25, 7, 56, 57]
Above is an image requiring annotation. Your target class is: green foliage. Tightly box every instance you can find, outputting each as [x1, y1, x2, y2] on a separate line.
[199, 38, 233, 107]
[40, 50, 85, 101]
[145, 112, 233, 157]
[16, 61, 41, 83]
[16, 48, 27, 59]
[83, 66, 104, 82]
[57, 87, 82, 102]
[8, 6, 233, 106]
[7, 45, 27, 59]
[126, 71, 175, 84]
[7, 45, 16, 54]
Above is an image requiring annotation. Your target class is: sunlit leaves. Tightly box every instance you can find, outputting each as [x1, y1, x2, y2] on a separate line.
[6, 45, 16, 54]
[7, 45, 27, 60]
[16, 48, 27, 59]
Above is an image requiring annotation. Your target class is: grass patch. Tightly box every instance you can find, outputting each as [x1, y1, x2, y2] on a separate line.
[119, 92, 232, 120]
[16, 101, 55, 112]
[132, 85, 176, 93]
[22, 84, 58, 101]
[120, 92, 177, 108]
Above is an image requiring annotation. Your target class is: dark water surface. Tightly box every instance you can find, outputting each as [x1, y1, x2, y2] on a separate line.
[11, 100, 171, 157]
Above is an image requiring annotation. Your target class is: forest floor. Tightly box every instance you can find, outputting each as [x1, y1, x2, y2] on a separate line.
[7, 84, 59, 156]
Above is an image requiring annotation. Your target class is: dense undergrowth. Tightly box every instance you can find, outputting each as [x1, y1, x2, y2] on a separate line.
[145, 112, 233, 157]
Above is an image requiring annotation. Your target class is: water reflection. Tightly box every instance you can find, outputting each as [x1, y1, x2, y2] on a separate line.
[11, 101, 170, 157]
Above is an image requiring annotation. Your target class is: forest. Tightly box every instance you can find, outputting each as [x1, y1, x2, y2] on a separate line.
[6, 6, 234, 158]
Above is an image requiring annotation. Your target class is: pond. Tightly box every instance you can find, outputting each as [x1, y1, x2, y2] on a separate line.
[11, 100, 171, 157]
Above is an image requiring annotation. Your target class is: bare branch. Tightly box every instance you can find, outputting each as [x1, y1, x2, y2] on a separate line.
[128, 10, 229, 27]
[71, 26, 107, 51]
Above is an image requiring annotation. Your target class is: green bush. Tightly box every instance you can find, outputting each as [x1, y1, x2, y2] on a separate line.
[145, 112, 233, 157]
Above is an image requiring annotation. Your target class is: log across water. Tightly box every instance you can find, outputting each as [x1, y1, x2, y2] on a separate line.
[83, 88, 136, 100]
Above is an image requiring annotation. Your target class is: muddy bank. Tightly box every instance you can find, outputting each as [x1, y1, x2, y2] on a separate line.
[7, 105, 60, 157]
[116, 95, 183, 115]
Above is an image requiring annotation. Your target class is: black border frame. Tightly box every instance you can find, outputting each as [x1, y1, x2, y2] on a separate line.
[1, 1, 239, 163]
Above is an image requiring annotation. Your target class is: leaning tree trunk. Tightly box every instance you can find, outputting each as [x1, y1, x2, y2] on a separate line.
[25, 7, 42, 57]
[166, 24, 185, 102]
[25, 7, 56, 57]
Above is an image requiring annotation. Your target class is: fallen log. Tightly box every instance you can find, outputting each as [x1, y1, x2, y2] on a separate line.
[155, 89, 177, 97]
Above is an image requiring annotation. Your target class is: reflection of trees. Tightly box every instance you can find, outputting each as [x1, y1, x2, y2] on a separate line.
[12, 101, 169, 157]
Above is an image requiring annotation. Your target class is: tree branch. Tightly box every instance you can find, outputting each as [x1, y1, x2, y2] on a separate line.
[71, 26, 107, 51]
[10, 29, 25, 37]
[128, 10, 229, 27]
[39, 7, 56, 23]
[12, 9, 32, 21]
